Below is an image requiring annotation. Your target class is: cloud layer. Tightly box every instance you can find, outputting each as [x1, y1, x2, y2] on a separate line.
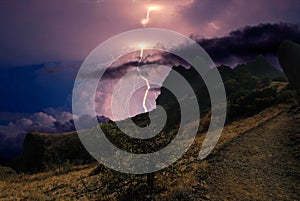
[1, 0, 300, 67]
[0, 110, 75, 161]
[196, 23, 300, 66]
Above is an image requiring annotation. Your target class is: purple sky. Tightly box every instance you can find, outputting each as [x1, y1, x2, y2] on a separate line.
[1, 0, 300, 161]
[1, 0, 300, 67]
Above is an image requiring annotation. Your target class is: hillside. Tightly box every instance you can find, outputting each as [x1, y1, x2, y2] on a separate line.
[202, 109, 300, 200]
[8, 80, 290, 173]
[0, 54, 289, 166]
[0, 50, 298, 200]
[1, 104, 299, 200]
[235, 55, 285, 79]
[9, 131, 94, 173]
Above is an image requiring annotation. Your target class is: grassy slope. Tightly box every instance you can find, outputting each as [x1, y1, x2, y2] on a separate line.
[0, 104, 289, 201]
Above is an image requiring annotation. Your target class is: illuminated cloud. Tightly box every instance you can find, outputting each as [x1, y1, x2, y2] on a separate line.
[1, 0, 299, 66]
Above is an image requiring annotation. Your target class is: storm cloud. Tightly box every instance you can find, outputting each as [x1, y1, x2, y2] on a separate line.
[196, 23, 300, 66]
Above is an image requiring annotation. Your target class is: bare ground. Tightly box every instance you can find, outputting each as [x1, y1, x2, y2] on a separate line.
[201, 111, 300, 200]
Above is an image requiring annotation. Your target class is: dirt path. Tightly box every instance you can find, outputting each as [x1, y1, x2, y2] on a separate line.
[202, 112, 300, 200]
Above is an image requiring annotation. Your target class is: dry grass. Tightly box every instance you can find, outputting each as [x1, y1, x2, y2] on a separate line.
[0, 164, 96, 201]
[0, 105, 286, 200]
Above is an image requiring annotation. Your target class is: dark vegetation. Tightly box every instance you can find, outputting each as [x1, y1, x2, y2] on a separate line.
[9, 132, 94, 173]
[92, 64, 298, 200]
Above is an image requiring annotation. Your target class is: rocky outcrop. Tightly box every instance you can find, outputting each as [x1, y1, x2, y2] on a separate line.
[235, 55, 285, 78]
[10, 131, 94, 172]
[278, 40, 300, 88]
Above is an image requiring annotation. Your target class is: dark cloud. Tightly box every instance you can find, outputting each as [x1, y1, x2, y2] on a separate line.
[101, 60, 176, 80]
[102, 61, 145, 80]
[80, 50, 182, 80]
[196, 23, 300, 66]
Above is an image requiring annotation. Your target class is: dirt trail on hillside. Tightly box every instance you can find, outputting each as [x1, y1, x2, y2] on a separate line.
[201, 112, 300, 201]
[0, 107, 299, 201]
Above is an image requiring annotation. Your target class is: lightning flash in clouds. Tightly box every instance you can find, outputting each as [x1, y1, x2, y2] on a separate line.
[209, 22, 220, 30]
[141, 5, 162, 26]
[100, 43, 151, 114]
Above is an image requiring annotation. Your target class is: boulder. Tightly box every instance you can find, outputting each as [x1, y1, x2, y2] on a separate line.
[278, 40, 300, 88]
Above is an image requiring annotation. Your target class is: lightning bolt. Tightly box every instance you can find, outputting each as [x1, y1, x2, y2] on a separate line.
[209, 22, 220, 30]
[141, 5, 161, 27]
[99, 42, 153, 114]
[136, 45, 151, 113]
